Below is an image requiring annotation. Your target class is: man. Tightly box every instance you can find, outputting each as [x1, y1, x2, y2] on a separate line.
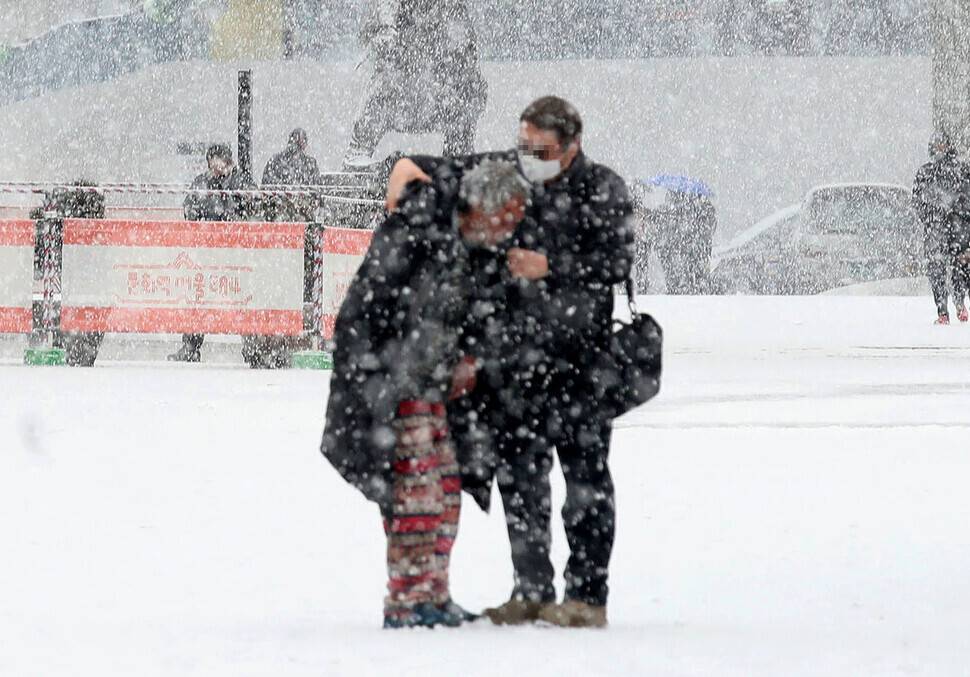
[342, 0, 488, 168]
[387, 96, 635, 627]
[912, 131, 970, 325]
[320, 160, 528, 628]
[261, 128, 322, 222]
[258, 128, 323, 368]
[168, 143, 257, 363]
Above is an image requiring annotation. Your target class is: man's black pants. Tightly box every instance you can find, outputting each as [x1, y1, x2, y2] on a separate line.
[467, 371, 615, 607]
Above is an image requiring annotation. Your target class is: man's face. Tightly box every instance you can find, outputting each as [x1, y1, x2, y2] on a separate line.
[517, 121, 580, 178]
[459, 196, 526, 247]
[208, 157, 232, 177]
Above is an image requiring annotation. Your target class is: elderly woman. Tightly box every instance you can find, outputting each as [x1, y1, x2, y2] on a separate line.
[320, 160, 528, 628]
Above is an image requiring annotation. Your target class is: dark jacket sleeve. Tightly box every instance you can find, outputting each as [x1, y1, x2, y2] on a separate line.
[546, 170, 635, 287]
[307, 157, 322, 185]
[182, 174, 208, 221]
[912, 166, 940, 228]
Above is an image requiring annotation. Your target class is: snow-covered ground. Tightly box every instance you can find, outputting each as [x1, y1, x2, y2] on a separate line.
[2, 295, 969, 676]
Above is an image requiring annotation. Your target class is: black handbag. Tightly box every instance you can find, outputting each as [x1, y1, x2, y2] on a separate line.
[590, 279, 663, 418]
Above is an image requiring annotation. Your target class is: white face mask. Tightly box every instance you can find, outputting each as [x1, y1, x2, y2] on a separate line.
[517, 150, 562, 184]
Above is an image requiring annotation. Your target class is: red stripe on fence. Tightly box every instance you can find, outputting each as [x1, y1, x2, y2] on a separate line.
[322, 227, 373, 255]
[63, 219, 304, 249]
[321, 314, 337, 340]
[60, 307, 302, 334]
[0, 219, 35, 246]
[0, 307, 31, 333]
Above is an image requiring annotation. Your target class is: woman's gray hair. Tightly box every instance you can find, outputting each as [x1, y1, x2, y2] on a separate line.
[459, 159, 530, 215]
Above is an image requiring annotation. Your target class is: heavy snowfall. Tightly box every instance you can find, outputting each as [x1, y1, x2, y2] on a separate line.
[1, 2, 969, 676]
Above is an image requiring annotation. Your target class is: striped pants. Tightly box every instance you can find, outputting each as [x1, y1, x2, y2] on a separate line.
[384, 401, 461, 619]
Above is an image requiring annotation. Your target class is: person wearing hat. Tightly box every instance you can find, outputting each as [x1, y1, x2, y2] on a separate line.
[168, 143, 257, 363]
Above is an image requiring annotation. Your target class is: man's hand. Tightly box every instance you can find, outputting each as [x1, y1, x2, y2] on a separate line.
[385, 158, 431, 211]
[448, 355, 478, 401]
[508, 247, 550, 280]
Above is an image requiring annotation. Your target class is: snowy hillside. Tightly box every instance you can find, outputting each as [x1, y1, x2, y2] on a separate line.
[0, 56, 931, 239]
[2, 295, 969, 676]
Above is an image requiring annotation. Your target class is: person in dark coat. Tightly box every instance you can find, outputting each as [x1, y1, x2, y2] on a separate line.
[258, 128, 323, 367]
[386, 96, 635, 628]
[912, 132, 970, 324]
[342, 0, 488, 167]
[168, 143, 257, 363]
[261, 128, 322, 222]
[654, 191, 717, 294]
[320, 159, 528, 628]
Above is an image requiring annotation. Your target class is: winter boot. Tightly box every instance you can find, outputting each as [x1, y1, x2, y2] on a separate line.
[935, 313, 951, 326]
[537, 600, 608, 628]
[958, 307, 969, 323]
[439, 599, 479, 624]
[383, 603, 453, 629]
[482, 599, 548, 626]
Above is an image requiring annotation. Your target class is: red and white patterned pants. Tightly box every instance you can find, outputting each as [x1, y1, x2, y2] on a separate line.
[383, 401, 461, 619]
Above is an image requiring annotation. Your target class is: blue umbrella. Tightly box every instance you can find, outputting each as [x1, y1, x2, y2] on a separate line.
[639, 174, 715, 198]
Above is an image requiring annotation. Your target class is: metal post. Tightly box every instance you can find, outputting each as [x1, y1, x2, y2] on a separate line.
[238, 70, 253, 181]
[311, 223, 324, 350]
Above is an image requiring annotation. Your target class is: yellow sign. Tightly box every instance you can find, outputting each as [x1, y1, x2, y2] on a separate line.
[211, 0, 284, 61]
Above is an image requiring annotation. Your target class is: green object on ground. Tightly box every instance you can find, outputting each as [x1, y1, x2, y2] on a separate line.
[292, 351, 333, 370]
[24, 348, 66, 366]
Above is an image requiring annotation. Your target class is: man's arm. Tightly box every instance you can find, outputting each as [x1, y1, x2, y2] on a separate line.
[545, 172, 635, 287]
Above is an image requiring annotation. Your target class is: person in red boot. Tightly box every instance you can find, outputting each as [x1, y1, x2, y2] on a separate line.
[320, 159, 528, 628]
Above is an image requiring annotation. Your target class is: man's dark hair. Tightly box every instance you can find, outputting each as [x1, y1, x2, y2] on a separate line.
[520, 96, 583, 146]
[206, 143, 233, 163]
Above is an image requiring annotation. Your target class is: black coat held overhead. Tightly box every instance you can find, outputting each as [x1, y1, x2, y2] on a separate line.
[411, 151, 635, 509]
[320, 179, 479, 511]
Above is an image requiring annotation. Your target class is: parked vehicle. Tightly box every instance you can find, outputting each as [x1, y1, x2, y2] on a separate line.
[712, 183, 922, 294]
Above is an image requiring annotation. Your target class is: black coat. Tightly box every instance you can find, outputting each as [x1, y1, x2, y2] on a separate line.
[320, 181, 477, 511]
[183, 168, 255, 222]
[913, 153, 970, 248]
[412, 151, 635, 509]
[261, 146, 322, 222]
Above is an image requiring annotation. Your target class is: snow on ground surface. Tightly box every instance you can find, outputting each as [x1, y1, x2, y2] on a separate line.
[2, 295, 969, 676]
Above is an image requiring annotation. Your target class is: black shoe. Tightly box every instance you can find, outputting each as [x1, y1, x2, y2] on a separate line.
[167, 346, 200, 362]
